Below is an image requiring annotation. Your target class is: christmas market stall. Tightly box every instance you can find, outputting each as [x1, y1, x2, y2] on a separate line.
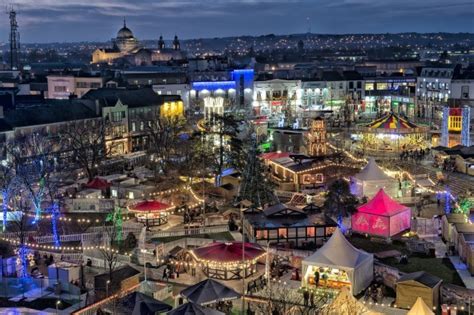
[395, 271, 442, 310]
[352, 189, 411, 238]
[128, 200, 173, 227]
[356, 112, 428, 153]
[180, 279, 241, 306]
[301, 228, 373, 295]
[302, 229, 374, 295]
[190, 242, 266, 280]
[350, 158, 399, 198]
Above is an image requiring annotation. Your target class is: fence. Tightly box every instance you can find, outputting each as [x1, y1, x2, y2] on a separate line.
[0, 277, 82, 301]
[151, 224, 229, 239]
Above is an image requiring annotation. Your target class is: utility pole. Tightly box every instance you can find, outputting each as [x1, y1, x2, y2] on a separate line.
[8, 7, 20, 70]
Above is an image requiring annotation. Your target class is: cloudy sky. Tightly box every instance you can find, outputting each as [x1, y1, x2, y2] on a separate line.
[1, 0, 473, 43]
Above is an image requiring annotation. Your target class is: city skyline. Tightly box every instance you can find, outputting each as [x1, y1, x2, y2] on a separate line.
[0, 0, 472, 43]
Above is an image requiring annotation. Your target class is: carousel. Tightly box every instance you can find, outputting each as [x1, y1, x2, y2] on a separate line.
[190, 242, 266, 280]
[356, 112, 429, 153]
[128, 200, 173, 227]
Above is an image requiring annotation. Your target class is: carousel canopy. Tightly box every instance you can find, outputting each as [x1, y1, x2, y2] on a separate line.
[354, 158, 391, 181]
[180, 279, 241, 306]
[191, 242, 265, 263]
[407, 297, 434, 315]
[85, 177, 111, 189]
[366, 113, 419, 130]
[167, 302, 224, 315]
[358, 189, 410, 217]
[128, 200, 170, 212]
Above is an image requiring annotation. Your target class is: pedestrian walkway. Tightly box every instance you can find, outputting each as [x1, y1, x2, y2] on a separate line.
[449, 256, 474, 289]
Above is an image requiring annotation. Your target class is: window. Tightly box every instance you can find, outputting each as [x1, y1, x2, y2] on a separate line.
[54, 86, 67, 92]
[176, 90, 181, 94]
[76, 82, 88, 88]
[132, 122, 136, 132]
[90, 82, 101, 89]
[140, 122, 144, 131]
[307, 227, 315, 237]
[278, 228, 287, 239]
[461, 86, 469, 99]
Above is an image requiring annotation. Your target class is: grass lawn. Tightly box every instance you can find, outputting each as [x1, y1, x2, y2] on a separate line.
[348, 235, 408, 254]
[348, 234, 465, 287]
[382, 256, 464, 286]
[151, 231, 234, 243]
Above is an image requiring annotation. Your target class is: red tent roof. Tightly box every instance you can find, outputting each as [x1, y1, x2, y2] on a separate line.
[260, 152, 291, 160]
[85, 177, 111, 189]
[129, 200, 171, 212]
[357, 189, 410, 217]
[192, 242, 265, 263]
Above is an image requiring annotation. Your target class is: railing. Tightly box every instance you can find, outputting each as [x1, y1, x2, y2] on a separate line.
[151, 224, 229, 239]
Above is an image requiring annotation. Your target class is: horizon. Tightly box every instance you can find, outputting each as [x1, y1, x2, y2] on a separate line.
[0, 0, 472, 43]
[3, 31, 474, 45]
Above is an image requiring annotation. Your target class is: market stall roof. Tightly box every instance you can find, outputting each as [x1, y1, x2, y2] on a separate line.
[302, 228, 372, 269]
[358, 189, 410, 217]
[191, 242, 265, 263]
[167, 302, 224, 315]
[260, 151, 291, 160]
[397, 271, 442, 288]
[407, 297, 434, 315]
[354, 158, 392, 181]
[129, 292, 172, 315]
[366, 112, 419, 130]
[180, 279, 241, 306]
[128, 200, 171, 212]
[85, 177, 111, 189]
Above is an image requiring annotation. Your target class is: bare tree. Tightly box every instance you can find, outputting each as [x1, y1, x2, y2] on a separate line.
[0, 162, 15, 232]
[60, 118, 109, 181]
[6, 132, 61, 222]
[251, 280, 328, 315]
[145, 114, 186, 178]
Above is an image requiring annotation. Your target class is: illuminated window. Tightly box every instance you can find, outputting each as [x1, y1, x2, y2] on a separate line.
[365, 83, 374, 91]
[307, 227, 315, 237]
[278, 228, 287, 238]
[376, 83, 388, 90]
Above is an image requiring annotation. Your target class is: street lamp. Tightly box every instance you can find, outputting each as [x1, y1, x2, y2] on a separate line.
[106, 280, 110, 298]
[56, 300, 61, 315]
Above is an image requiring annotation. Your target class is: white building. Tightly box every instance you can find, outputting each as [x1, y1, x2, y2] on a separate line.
[253, 79, 301, 118]
[416, 65, 456, 118]
[47, 75, 104, 99]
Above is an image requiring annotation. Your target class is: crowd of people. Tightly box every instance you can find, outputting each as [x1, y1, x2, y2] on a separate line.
[399, 147, 430, 162]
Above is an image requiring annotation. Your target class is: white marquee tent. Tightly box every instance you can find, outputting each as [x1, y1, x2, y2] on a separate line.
[301, 228, 374, 295]
[351, 158, 398, 198]
[407, 297, 434, 315]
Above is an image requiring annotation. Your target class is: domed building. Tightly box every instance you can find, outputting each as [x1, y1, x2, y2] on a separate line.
[92, 20, 185, 65]
[113, 20, 140, 52]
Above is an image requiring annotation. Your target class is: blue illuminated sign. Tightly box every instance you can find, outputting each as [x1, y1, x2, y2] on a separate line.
[192, 81, 236, 91]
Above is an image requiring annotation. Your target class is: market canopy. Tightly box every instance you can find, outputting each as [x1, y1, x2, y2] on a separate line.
[302, 228, 373, 295]
[180, 279, 241, 306]
[167, 302, 224, 315]
[407, 297, 434, 315]
[191, 242, 265, 264]
[365, 112, 419, 130]
[303, 228, 372, 269]
[354, 158, 391, 181]
[85, 177, 111, 189]
[358, 189, 410, 217]
[128, 200, 171, 212]
[132, 292, 172, 315]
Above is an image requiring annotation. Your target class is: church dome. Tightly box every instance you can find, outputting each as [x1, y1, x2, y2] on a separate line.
[117, 20, 134, 39]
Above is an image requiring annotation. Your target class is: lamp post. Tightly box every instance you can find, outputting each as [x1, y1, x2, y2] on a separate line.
[106, 280, 110, 298]
[239, 199, 251, 315]
[56, 300, 61, 315]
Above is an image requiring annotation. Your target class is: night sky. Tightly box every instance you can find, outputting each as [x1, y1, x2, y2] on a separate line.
[1, 0, 473, 43]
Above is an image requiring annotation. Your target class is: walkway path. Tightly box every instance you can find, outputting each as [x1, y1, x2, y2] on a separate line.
[449, 256, 474, 289]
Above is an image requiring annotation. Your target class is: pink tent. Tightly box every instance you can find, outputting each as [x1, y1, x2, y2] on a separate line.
[352, 189, 411, 238]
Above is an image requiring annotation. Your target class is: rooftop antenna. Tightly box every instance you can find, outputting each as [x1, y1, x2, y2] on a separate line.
[7, 4, 20, 70]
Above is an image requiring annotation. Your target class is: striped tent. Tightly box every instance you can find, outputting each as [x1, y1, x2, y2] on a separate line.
[366, 113, 419, 130]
